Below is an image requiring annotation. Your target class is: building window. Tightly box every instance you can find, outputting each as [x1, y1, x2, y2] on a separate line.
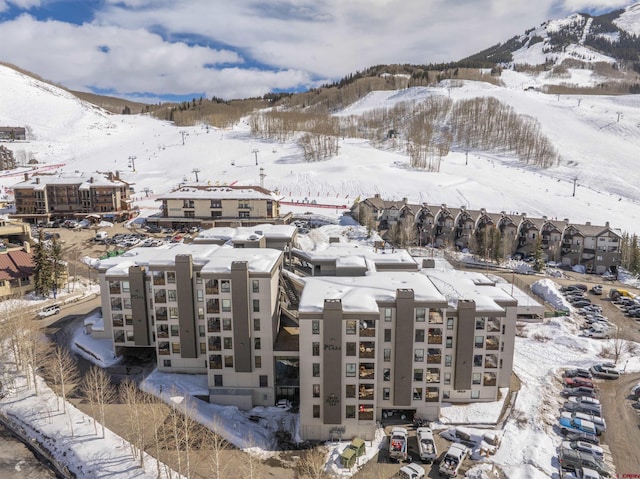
[255, 356, 262, 368]
[111, 297, 123, 311]
[157, 341, 170, 354]
[195, 272, 202, 284]
[312, 363, 320, 377]
[197, 307, 204, 320]
[442, 390, 450, 399]
[222, 299, 231, 312]
[346, 405, 356, 419]
[444, 372, 451, 385]
[222, 318, 232, 331]
[157, 324, 169, 338]
[415, 329, 425, 342]
[224, 337, 233, 349]
[220, 280, 230, 293]
[472, 373, 481, 385]
[209, 355, 222, 369]
[171, 343, 181, 354]
[445, 354, 452, 367]
[163, 359, 172, 367]
[471, 390, 480, 399]
[254, 337, 261, 350]
[384, 328, 391, 342]
[384, 308, 392, 322]
[413, 369, 423, 382]
[196, 290, 204, 302]
[252, 300, 260, 313]
[383, 368, 391, 381]
[259, 375, 268, 387]
[167, 272, 176, 284]
[313, 384, 320, 398]
[346, 384, 356, 398]
[426, 368, 440, 383]
[200, 342, 206, 354]
[446, 336, 453, 348]
[425, 387, 439, 402]
[109, 281, 121, 294]
[210, 200, 221, 208]
[169, 307, 178, 320]
[152, 271, 165, 285]
[346, 342, 356, 356]
[253, 318, 260, 331]
[383, 349, 391, 362]
[252, 279, 259, 293]
[383, 388, 390, 400]
[415, 308, 426, 322]
[224, 355, 234, 368]
[473, 355, 483, 367]
[484, 372, 497, 386]
[358, 404, 373, 420]
[413, 388, 423, 401]
[126, 331, 135, 342]
[205, 279, 219, 295]
[214, 374, 223, 386]
[313, 405, 320, 418]
[312, 342, 320, 356]
[475, 336, 484, 348]
[208, 336, 221, 351]
[414, 349, 424, 362]
[346, 320, 357, 334]
[476, 318, 485, 330]
[112, 315, 124, 328]
[170, 325, 179, 336]
[208, 317, 220, 332]
[346, 363, 356, 377]
[312, 320, 320, 334]
[447, 317, 454, 330]
[125, 314, 133, 325]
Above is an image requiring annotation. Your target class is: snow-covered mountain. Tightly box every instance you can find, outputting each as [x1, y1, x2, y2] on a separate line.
[2, 49, 640, 235]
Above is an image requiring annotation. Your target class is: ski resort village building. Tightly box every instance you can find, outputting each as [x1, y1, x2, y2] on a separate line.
[93, 227, 525, 441]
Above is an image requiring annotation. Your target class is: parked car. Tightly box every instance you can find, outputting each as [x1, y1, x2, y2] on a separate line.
[564, 377, 595, 389]
[559, 417, 599, 438]
[562, 431, 601, 446]
[631, 383, 640, 400]
[571, 300, 593, 308]
[567, 396, 602, 414]
[562, 386, 598, 398]
[275, 399, 292, 410]
[590, 285, 603, 295]
[563, 369, 593, 380]
[37, 303, 61, 319]
[581, 328, 614, 340]
[561, 440, 604, 461]
[561, 412, 605, 435]
[416, 427, 437, 463]
[590, 364, 620, 380]
[558, 448, 611, 477]
[563, 401, 602, 418]
[395, 463, 425, 479]
[438, 443, 468, 477]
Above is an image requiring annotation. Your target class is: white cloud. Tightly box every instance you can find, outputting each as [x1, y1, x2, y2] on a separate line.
[560, 0, 630, 11]
[0, 0, 627, 99]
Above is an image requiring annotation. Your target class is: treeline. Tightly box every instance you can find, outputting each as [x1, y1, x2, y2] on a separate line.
[620, 233, 640, 274]
[149, 97, 269, 128]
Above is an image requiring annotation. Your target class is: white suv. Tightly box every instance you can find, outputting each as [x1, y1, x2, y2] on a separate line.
[37, 304, 61, 319]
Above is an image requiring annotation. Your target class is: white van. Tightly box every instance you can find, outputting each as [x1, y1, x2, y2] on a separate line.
[95, 231, 108, 241]
[37, 304, 61, 319]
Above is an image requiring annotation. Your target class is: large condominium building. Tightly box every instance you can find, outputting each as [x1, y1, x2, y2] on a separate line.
[95, 236, 521, 442]
[151, 184, 291, 230]
[96, 243, 284, 409]
[11, 171, 132, 223]
[297, 268, 517, 441]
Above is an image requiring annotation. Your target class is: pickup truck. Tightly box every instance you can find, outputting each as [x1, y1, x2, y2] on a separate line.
[559, 417, 598, 439]
[388, 427, 409, 462]
[416, 427, 437, 463]
[438, 443, 468, 477]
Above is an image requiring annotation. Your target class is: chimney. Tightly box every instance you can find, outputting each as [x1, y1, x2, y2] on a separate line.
[23, 241, 30, 253]
[35, 177, 40, 184]
[564, 218, 569, 224]
[542, 215, 547, 220]
[108, 172, 113, 181]
[90, 177, 94, 183]
[115, 170, 120, 180]
[374, 193, 380, 199]
[402, 197, 408, 204]
[605, 221, 610, 227]
[585, 221, 591, 226]
[24, 173, 29, 181]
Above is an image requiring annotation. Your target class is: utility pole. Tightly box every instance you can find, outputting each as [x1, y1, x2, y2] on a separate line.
[128, 156, 136, 171]
[572, 176, 578, 197]
[180, 130, 187, 145]
[465, 151, 468, 166]
[192, 168, 200, 182]
[252, 149, 259, 165]
[143, 187, 152, 197]
[259, 167, 266, 188]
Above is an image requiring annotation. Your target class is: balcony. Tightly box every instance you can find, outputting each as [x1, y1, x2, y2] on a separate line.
[359, 363, 375, 380]
[359, 342, 375, 359]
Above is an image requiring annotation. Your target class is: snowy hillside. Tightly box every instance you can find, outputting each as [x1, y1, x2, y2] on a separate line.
[2, 62, 640, 235]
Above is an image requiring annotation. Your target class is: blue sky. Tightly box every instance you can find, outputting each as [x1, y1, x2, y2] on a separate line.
[0, 0, 632, 103]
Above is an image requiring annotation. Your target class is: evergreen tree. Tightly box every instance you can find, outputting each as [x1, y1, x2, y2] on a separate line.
[51, 235, 66, 294]
[630, 234, 640, 274]
[33, 230, 53, 296]
[533, 236, 545, 272]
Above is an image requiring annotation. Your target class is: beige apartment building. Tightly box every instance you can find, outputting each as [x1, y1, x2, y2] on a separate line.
[297, 269, 517, 441]
[97, 243, 284, 408]
[11, 171, 132, 223]
[152, 184, 290, 229]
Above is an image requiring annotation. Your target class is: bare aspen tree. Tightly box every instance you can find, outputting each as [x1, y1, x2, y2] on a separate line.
[43, 345, 80, 436]
[120, 378, 146, 468]
[240, 433, 264, 479]
[206, 417, 230, 479]
[296, 446, 330, 479]
[82, 365, 116, 437]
